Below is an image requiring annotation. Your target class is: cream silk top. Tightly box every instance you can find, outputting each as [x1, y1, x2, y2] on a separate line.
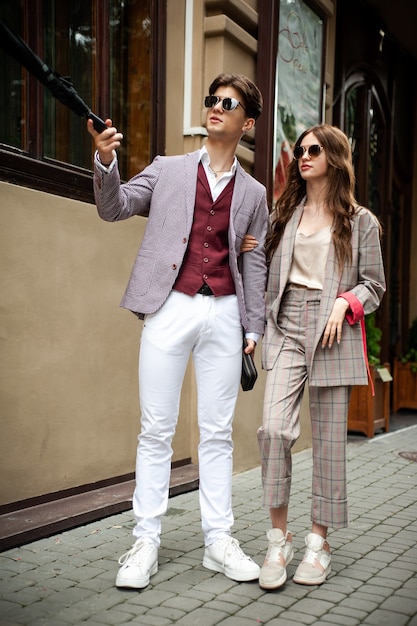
[288, 225, 332, 290]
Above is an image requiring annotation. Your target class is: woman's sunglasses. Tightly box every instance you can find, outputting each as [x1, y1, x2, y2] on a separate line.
[204, 95, 246, 113]
[293, 144, 324, 160]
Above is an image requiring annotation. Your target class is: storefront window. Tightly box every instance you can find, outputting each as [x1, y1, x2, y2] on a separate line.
[345, 80, 386, 218]
[345, 85, 365, 199]
[273, 0, 324, 199]
[43, 0, 95, 168]
[368, 101, 385, 217]
[0, 3, 23, 150]
[109, 0, 152, 179]
[0, 0, 158, 197]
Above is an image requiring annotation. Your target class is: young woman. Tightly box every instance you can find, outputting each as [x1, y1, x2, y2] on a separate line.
[257, 124, 385, 589]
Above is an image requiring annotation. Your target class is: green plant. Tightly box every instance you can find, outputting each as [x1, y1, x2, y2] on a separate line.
[365, 312, 382, 367]
[401, 317, 417, 373]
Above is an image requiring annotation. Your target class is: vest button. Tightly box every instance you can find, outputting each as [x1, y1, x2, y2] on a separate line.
[203, 258, 209, 263]
[206, 226, 212, 231]
[203, 274, 208, 280]
[210, 210, 215, 215]
[204, 242, 209, 248]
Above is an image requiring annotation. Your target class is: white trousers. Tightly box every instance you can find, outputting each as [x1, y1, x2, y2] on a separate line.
[132, 291, 242, 547]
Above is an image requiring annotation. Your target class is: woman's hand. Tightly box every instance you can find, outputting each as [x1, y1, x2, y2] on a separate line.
[240, 234, 258, 253]
[322, 297, 350, 348]
[87, 118, 123, 166]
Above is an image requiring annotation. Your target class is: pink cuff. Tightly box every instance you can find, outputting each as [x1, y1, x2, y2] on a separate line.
[339, 291, 364, 326]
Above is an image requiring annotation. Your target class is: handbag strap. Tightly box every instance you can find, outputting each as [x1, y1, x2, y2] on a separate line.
[360, 317, 375, 396]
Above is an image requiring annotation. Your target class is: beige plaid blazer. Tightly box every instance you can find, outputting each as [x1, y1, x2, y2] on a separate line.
[262, 203, 386, 386]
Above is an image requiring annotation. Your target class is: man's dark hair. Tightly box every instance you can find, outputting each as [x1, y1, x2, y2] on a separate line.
[208, 73, 263, 120]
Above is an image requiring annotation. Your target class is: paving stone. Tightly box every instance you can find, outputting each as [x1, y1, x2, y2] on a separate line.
[77, 574, 115, 592]
[0, 576, 38, 594]
[181, 588, 215, 603]
[197, 599, 239, 615]
[319, 615, 361, 625]
[172, 607, 229, 625]
[360, 608, 410, 625]
[1, 586, 51, 607]
[258, 590, 298, 609]
[212, 590, 255, 609]
[161, 595, 202, 612]
[338, 565, 378, 582]
[234, 599, 284, 621]
[379, 594, 417, 615]
[212, 618, 258, 626]
[308, 589, 348, 603]
[59, 564, 108, 583]
[331, 605, 371, 621]
[5, 602, 52, 623]
[36, 585, 96, 606]
[283, 597, 336, 618]
[28, 617, 72, 626]
[126, 588, 175, 608]
[145, 606, 187, 621]
[87, 608, 141, 626]
[147, 580, 194, 595]
[0, 557, 38, 574]
[118, 615, 171, 625]
[275, 609, 318, 624]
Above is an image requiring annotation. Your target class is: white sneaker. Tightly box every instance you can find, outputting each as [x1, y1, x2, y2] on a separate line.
[203, 536, 260, 582]
[115, 538, 158, 588]
[259, 529, 294, 589]
[293, 533, 331, 585]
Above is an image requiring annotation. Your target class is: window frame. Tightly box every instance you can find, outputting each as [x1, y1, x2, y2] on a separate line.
[255, 0, 327, 203]
[0, 0, 166, 203]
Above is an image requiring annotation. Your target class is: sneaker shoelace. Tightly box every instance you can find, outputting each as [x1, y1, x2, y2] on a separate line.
[224, 537, 252, 562]
[302, 547, 321, 565]
[118, 540, 154, 566]
[265, 542, 285, 563]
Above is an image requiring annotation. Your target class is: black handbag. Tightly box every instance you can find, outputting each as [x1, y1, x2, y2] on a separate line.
[241, 338, 258, 391]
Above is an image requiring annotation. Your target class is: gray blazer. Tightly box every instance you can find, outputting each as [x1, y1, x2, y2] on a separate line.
[262, 203, 386, 386]
[94, 150, 268, 335]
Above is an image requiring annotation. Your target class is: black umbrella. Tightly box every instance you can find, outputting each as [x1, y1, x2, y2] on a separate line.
[0, 20, 107, 132]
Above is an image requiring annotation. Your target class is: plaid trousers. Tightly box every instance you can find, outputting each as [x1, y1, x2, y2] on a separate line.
[258, 287, 350, 529]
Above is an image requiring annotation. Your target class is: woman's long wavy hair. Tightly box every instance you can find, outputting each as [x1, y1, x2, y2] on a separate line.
[266, 124, 358, 270]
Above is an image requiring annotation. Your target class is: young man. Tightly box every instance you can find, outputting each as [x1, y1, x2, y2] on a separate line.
[87, 74, 268, 589]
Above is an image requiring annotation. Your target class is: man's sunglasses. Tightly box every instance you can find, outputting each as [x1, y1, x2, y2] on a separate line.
[204, 95, 246, 113]
[293, 144, 324, 160]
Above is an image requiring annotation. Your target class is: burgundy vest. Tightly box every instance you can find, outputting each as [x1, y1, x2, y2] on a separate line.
[173, 163, 236, 296]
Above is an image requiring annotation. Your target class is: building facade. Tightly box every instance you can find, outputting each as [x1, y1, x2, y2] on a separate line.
[1, 0, 416, 516]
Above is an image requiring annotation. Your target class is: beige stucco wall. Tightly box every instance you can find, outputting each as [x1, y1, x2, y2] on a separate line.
[0, 182, 143, 503]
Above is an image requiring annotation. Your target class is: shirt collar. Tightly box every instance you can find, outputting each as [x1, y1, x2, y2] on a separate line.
[199, 145, 237, 174]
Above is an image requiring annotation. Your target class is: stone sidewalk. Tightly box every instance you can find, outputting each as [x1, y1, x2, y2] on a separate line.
[0, 426, 416, 626]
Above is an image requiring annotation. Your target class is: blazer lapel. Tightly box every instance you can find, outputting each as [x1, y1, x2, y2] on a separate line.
[184, 151, 200, 231]
[229, 164, 247, 220]
[278, 203, 304, 298]
[314, 237, 341, 346]
[227, 164, 248, 262]
[267, 202, 304, 321]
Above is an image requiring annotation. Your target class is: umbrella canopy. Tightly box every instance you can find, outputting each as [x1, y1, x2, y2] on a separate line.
[0, 21, 106, 132]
